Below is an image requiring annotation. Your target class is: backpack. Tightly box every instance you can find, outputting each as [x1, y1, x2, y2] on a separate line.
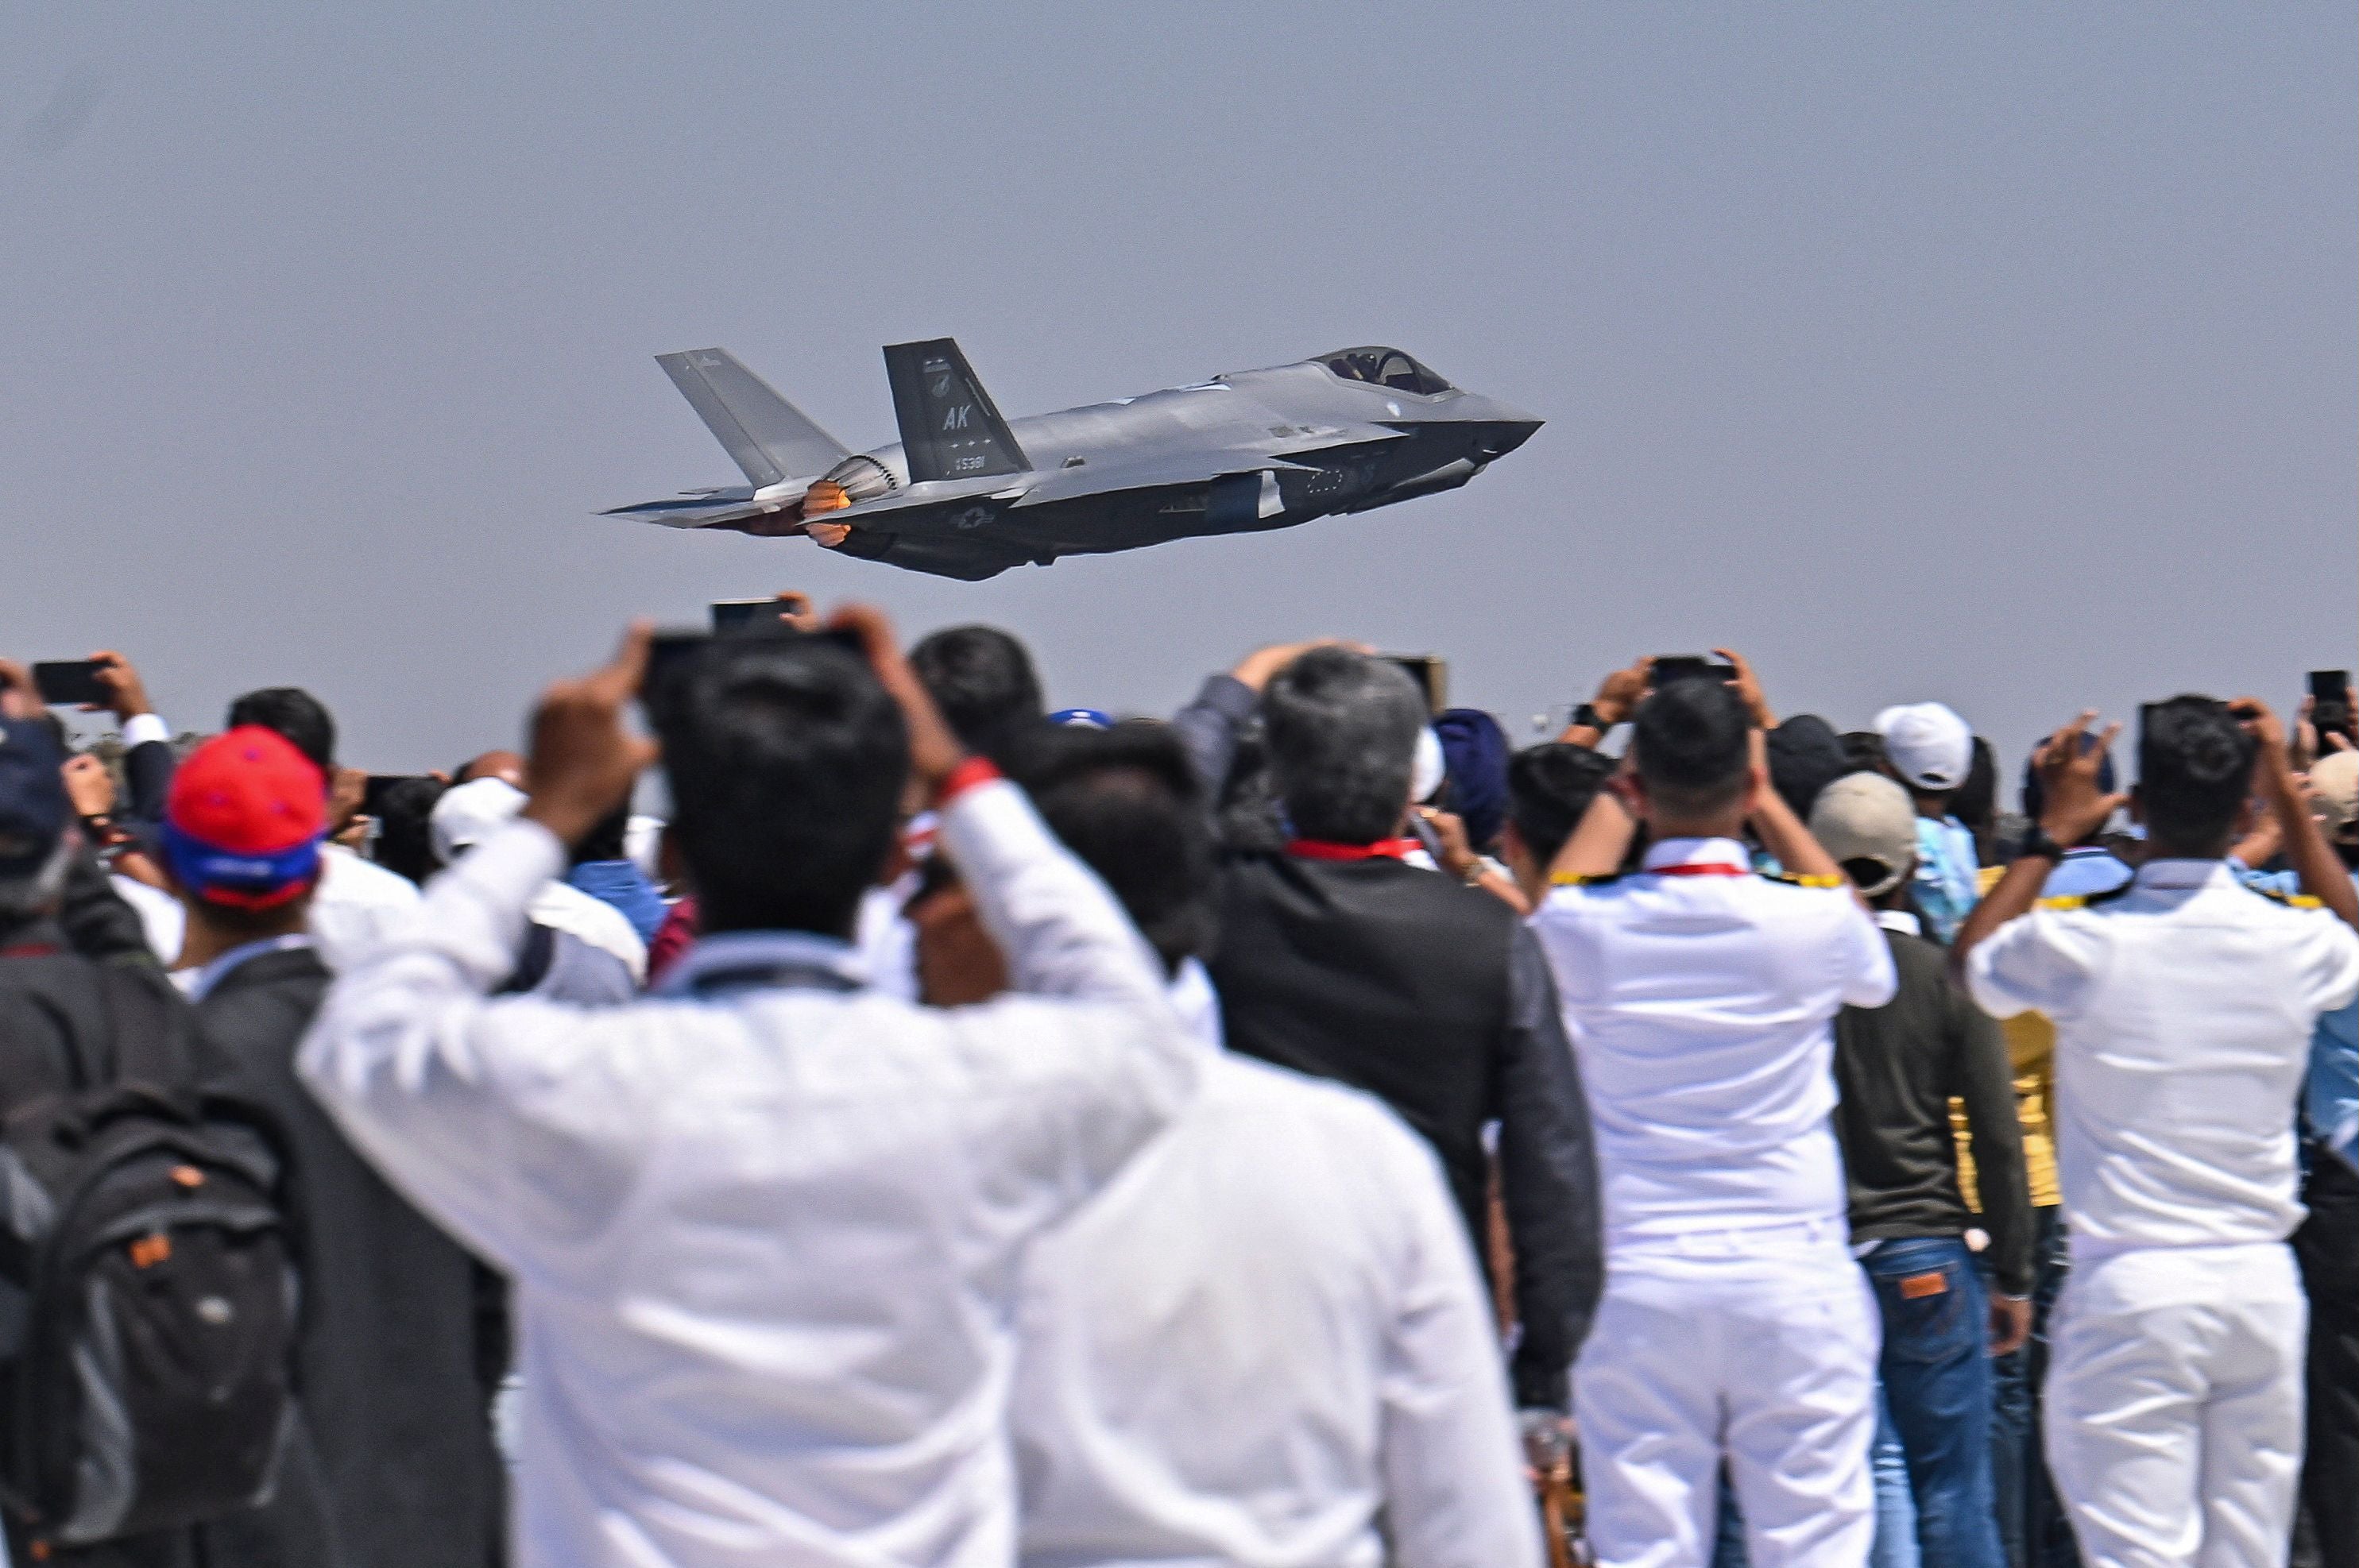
[0, 960, 297, 1551]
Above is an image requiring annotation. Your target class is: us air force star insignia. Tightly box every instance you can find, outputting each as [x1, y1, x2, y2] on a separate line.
[953, 506, 992, 531]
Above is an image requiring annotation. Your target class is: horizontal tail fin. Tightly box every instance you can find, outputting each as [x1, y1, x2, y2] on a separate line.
[882, 338, 1030, 484]
[657, 349, 850, 489]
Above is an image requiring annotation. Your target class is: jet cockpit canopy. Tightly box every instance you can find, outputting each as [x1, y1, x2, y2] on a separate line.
[1317, 347, 1453, 396]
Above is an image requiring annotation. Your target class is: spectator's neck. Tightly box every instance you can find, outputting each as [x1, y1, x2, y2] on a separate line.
[176, 902, 309, 972]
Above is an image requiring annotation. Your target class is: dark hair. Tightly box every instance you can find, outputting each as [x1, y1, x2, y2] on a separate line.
[570, 800, 632, 866]
[1261, 648, 1427, 844]
[1506, 743, 1614, 870]
[1840, 730, 1889, 776]
[2137, 696, 2256, 848]
[909, 625, 1044, 765]
[373, 775, 447, 885]
[227, 687, 335, 773]
[1013, 723, 1215, 974]
[1765, 715, 1847, 821]
[1632, 679, 1751, 816]
[652, 637, 909, 937]
[1952, 737, 1999, 832]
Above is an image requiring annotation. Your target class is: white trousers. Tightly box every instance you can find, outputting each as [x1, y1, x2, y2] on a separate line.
[2045, 1242, 2307, 1568]
[1573, 1233, 1879, 1568]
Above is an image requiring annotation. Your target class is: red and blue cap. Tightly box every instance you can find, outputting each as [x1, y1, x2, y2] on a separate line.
[163, 726, 327, 910]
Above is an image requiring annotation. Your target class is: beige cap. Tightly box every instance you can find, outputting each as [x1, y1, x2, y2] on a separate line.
[1809, 771, 1918, 897]
[2311, 751, 2359, 843]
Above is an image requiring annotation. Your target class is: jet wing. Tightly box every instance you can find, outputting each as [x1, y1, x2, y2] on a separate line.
[1006, 429, 1407, 509]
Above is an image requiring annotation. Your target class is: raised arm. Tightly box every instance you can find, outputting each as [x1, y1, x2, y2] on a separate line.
[1953, 713, 2127, 980]
[298, 628, 659, 1261]
[2236, 698, 2359, 933]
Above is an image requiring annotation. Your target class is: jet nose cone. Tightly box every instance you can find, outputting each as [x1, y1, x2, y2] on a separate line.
[1477, 414, 1544, 459]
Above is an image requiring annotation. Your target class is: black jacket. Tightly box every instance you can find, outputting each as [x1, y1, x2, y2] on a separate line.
[194, 944, 508, 1568]
[1831, 925, 2034, 1296]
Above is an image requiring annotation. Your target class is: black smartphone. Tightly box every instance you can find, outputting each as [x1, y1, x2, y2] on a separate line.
[1384, 655, 1448, 716]
[2309, 670, 2353, 742]
[32, 660, 107, 707]
[645, 626, 868, 709]
[360, 774, 427, 819]
[1652, 655, 1737, 689]
[711, 598, 780, 631]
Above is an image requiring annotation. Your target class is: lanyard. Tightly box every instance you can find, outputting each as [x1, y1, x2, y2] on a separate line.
[1649, 863, 1751, 878]
[1286, 838, 1419, 863]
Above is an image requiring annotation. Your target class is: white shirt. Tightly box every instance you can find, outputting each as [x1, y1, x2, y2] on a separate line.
[112, 874, 185, 966]
[297, 781, 1197, 1568]
[1966, 858, 2359, 1255]
[308, 843, 423, 971]
[529, 878, 648, 984]
[1012, 999, 1536, 1568]
[1528, 836, 1895, 1252]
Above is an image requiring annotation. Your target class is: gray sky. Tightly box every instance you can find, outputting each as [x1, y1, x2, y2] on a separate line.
[2, 3, 2351, 785]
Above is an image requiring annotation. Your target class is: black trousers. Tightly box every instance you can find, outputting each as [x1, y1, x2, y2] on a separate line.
[2295, 1153, 2359, 1566]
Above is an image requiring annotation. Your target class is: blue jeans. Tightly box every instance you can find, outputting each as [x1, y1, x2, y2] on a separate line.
[1866, 1237, 2007, 1568]
[1986, 1208, 2080, 1568]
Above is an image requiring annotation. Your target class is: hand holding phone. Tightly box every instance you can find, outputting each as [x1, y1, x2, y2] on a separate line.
[32, 661, 108, 708]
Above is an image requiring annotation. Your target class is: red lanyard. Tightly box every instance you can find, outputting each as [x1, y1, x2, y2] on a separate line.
[1287, 838, 1419, 862]
[1649, 862, 1750, 878]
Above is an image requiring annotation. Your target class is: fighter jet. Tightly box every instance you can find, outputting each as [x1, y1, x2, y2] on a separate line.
[605, 339, 1541, 581]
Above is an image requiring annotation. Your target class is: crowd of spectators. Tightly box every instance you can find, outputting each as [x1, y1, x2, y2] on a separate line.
[0, 604, 2350, 1568]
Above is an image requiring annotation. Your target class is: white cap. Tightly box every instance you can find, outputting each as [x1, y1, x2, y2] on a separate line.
[1808, 772, 1918, 897]
[1874, 702, 1973, 792]
[430, 776, 528, 864]
[1411, 726, 1447, 804]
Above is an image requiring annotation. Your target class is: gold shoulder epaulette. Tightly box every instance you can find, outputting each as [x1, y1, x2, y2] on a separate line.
[2247, 884, 2325, 910]
[1762, 871, 1846, 890]
[2036, 894, 2089, 912]
[1549, 872, 1624, 887]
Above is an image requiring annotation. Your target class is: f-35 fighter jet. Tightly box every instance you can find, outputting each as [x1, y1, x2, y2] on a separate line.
[606, 339, 1541, 581]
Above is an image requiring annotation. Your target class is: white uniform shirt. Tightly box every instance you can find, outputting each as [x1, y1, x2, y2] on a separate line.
[1011, 983, 1537, 1568]
[528, 878, 648, 984]
[298, 781, 1197, 1568]
[1966, 858, 2359, 1255]
[308, 842, 423, 971]
[1528, 836, 1895, 1250]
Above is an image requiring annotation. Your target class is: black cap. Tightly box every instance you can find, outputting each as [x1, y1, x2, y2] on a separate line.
[0, 720, 70, 879]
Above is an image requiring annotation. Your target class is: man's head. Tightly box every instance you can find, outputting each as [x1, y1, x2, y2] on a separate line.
[1809, 772, 1918, 902]
[0, 720, 75, 923]
[1765, 714, 1848, 823]
[1874, 701, 1972, 804]
[226, 687, 335, 774]
[454, 750, 527, 789]
[1953, 737, 1999, 835]
[908, 625, 1043, 765]
[1502, 742, 1614, 896]
[653, 635, 909, 938]
[2134, 696, 2257, 855]
[1630, 678, 1754, 828]
[2308, 751, 2359, 868]
[1434, 708, 1511, 852]
[1260, 647, 1428, 845]
[163, 727, 327, 933]
[1017, 723, 1215, 976]
[373, 774, 447, 885]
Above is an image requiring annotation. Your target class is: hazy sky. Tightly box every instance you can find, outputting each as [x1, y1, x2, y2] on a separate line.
[2, 4, 2351, 780]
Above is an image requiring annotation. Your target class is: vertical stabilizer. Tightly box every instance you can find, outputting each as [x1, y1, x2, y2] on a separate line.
[881, 338, 1031, 483]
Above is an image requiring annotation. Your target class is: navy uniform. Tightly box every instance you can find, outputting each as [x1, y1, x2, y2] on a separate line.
[1967, 860, 2359, 1568]
[1530, 836, 1895, 1567]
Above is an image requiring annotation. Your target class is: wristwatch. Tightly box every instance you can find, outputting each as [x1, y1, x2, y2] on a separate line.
[2016, 825, 2067, 863]
[1571, 703, 1610, 732]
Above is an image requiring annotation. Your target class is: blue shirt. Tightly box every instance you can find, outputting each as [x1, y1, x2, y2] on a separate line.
[566, 859, 670, 946]
[2229, 859, 2359, 1175]
[1910, 815, 1980, 944]
[2044, 846, 2133, 901]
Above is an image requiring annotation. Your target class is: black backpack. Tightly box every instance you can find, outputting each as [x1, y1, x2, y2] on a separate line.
[0, 960, 297, 1551]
